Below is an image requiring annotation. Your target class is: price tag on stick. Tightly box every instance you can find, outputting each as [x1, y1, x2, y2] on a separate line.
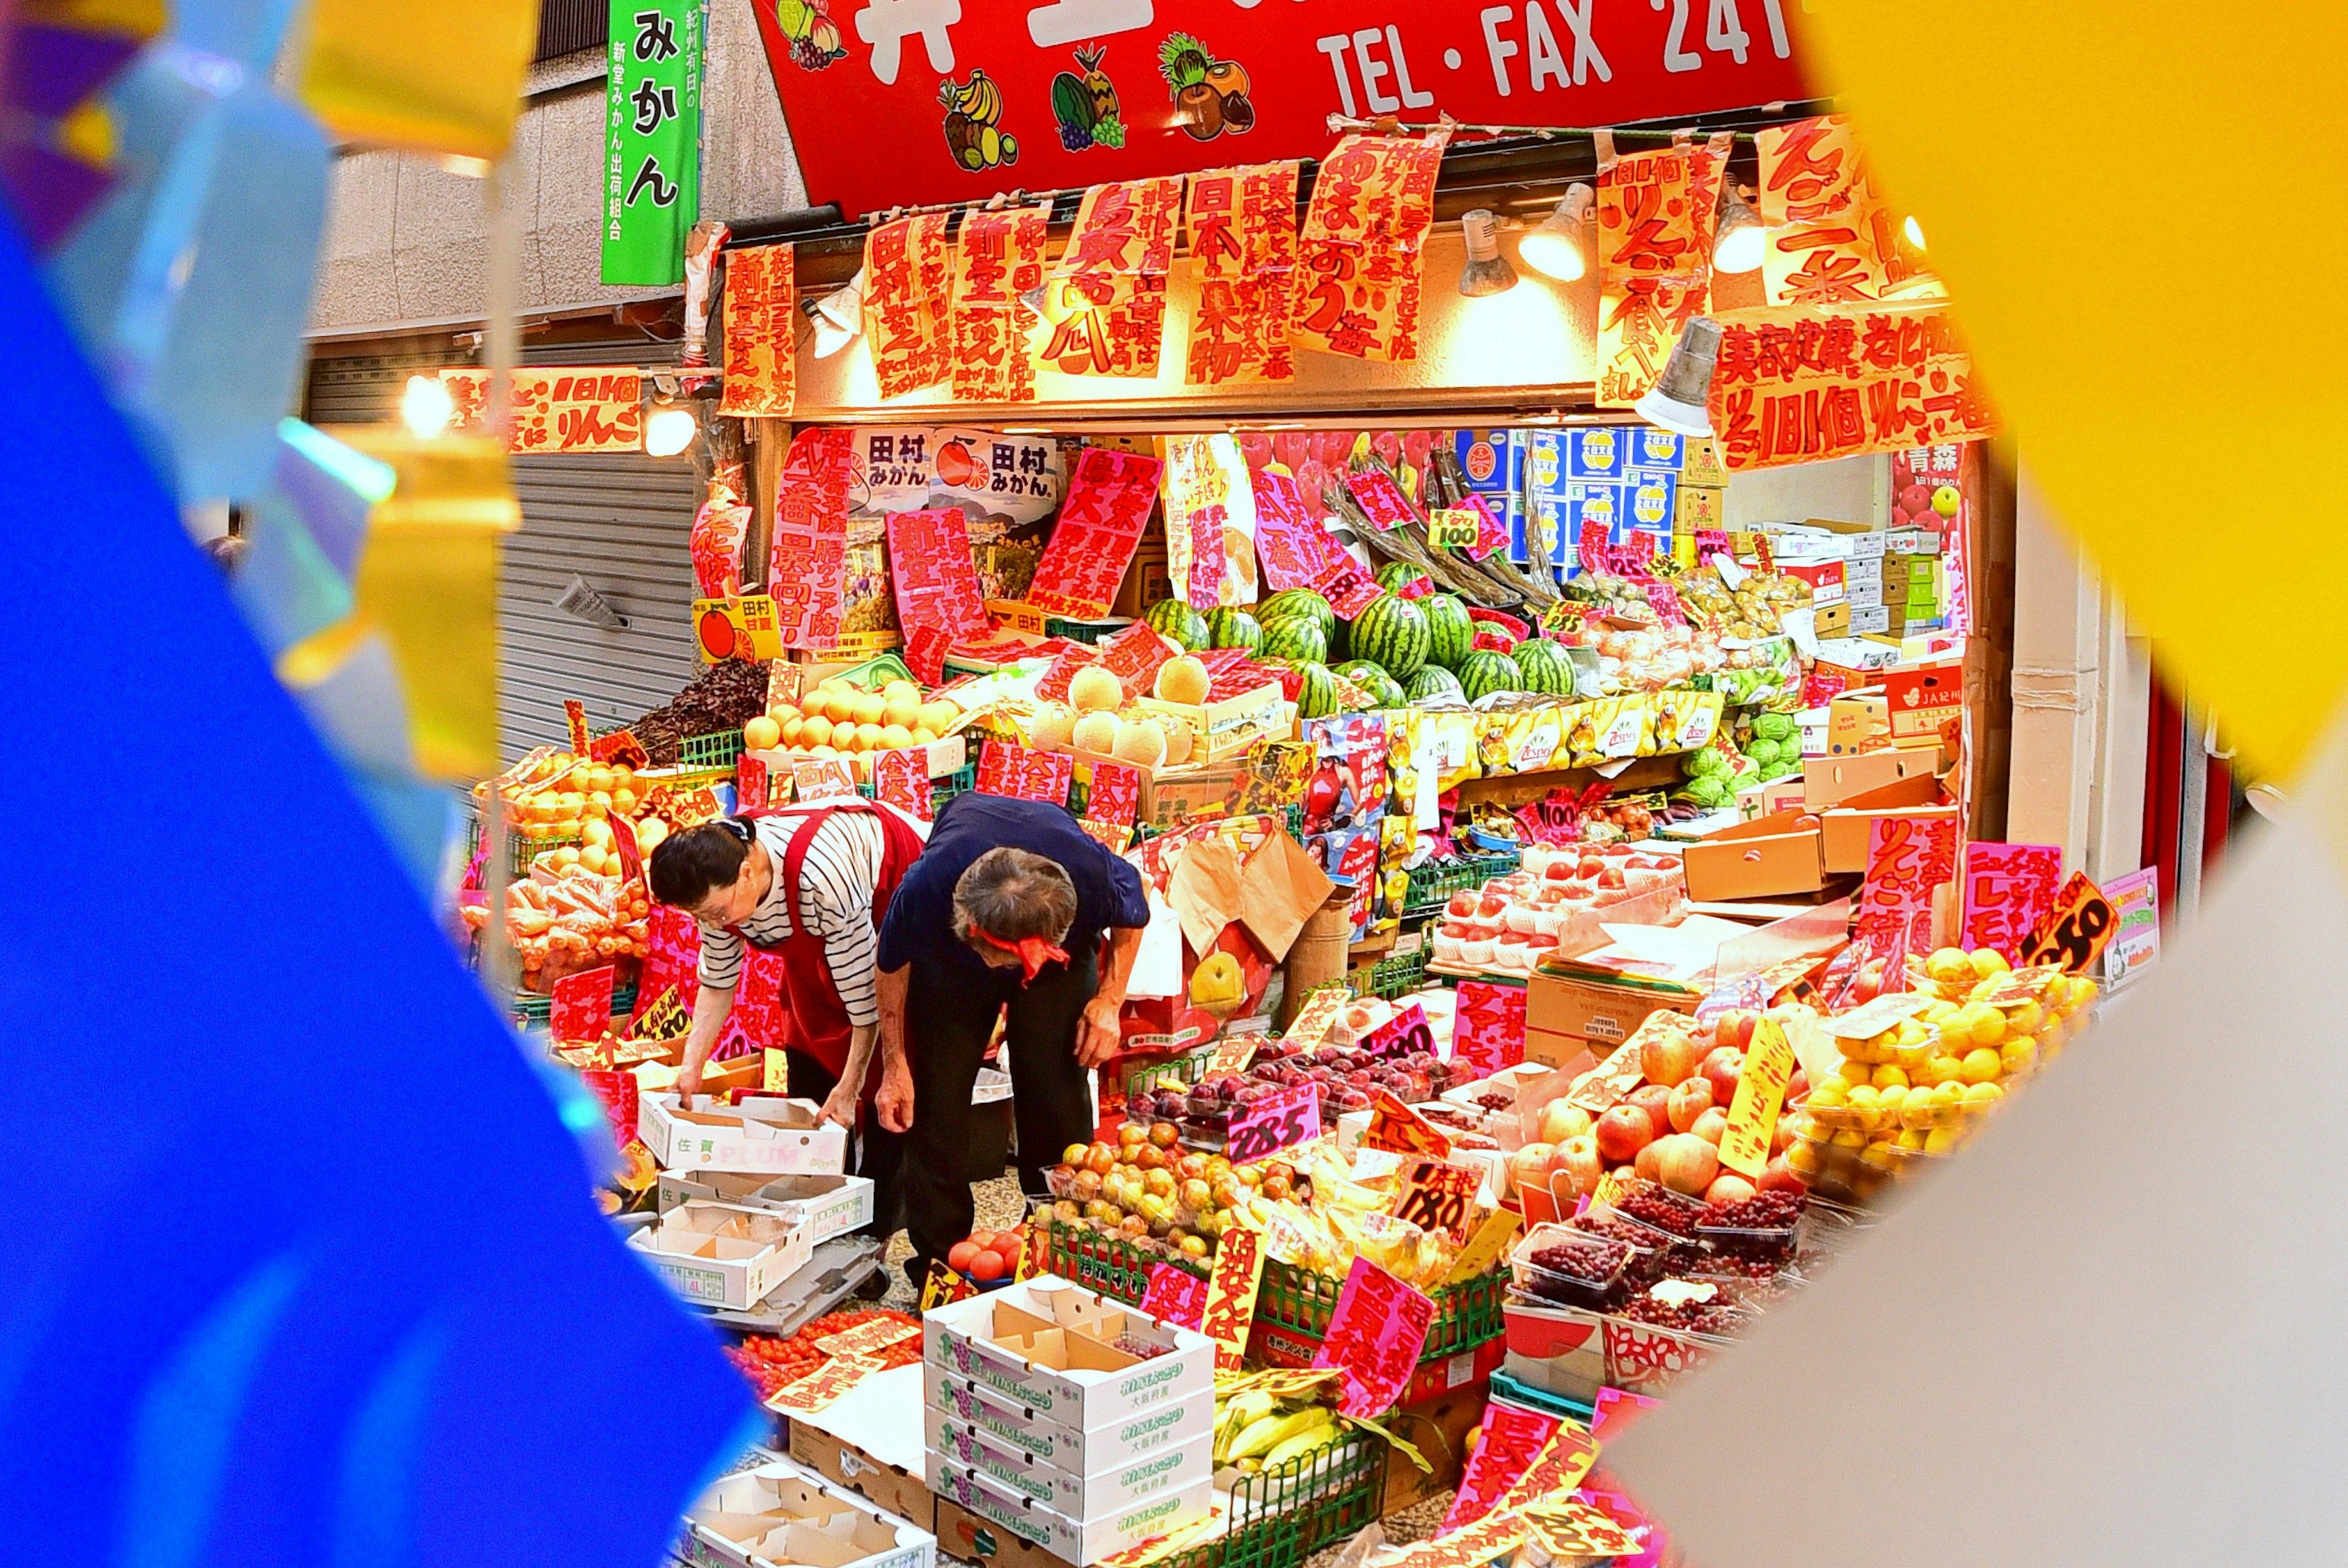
[1198, 1220, 1266, 1373]
[1225, 1082, 1321, 1165]
[1357, 1001, 1433, 1060]
[550, 965, 616, 1042]
[1390, 1158, 1482, 1245]
[2020, 870, 2117, 973]
[1716, 1016, 1797, 1179]
[1364, 1091, 1455, 1160]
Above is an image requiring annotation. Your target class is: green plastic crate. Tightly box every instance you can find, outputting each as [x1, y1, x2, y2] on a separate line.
[855, 762, 976, 817]
[1255, 1257, 1507, 1361]
[1043, 1212, 1207, 1304]
[1401, 849, 1523, 919]
[1120, 1045, 1220, 1110]
[1150, 1425, 1385, 1568]
[1349, 943, 1428, 1000]
[1046, 615, 1132, 646]
[679, 729, 745, 771]
[513, 978, 638, 1029]
[813, 652, 916, 690]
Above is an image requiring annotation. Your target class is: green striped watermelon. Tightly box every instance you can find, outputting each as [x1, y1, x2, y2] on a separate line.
[1260, 616, 1329, 664]
[1294, 661, 1341, 720]
[1206, 607, 1262, 651]
[1456, 649, 1523, 702]
[1337, 660, 1407, 710]
[1421, 594, 1475, 670]
[1405, 665, 1463, 703]
[1258, 588, 1337, 642]
[1143, 597, 1210, 651]
[1348, 594, 1430, 680]
[1513, 638, 1576, 696]
[1373, 561, 1431, 596]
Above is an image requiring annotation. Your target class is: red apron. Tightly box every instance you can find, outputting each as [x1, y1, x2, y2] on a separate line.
[728, 801, 925, 1092]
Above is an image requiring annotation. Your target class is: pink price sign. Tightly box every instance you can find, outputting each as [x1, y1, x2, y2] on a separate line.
[1357, 1001, 1434, 1060]
[1139, 1264, 1209, 1330]
[549, 965, 615, 1042]
[1224, 1081, 1321, 1165]
[1310, 1256, 1435, 1417]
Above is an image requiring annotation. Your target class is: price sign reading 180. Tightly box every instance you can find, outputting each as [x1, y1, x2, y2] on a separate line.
[1225, 1082, 1323, 1165]
[1358, 1001, 1434, 1061]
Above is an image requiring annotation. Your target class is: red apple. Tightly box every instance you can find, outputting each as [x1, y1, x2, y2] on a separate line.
[1705, 1172, 1757, 1205]
[1757, 1155, 1807, 1195]
[1598, 865, 1627, 891]
[1446, 892, 1479, 919]
[1629, 1083, 1673, 1140]
[1538, 1100, 1592, 1144]
[1701, 1045, 1746, 1106]
[1507, 1143, 1554, 1197]
[1552, 1135, 1603, 1197]
[1633, 1139, 1664, 1183]
[1595, 1103, 1658, 1165]
[1655, 1132, 1719, 1196]
[1639, 1025, 1705, 1088]
[1786, 1068, 1809, 1102]
[1713, 1009, 1757, 1053]
[1667, 1076, 1715, 1133]
[1692, 1106, 1729, 1144]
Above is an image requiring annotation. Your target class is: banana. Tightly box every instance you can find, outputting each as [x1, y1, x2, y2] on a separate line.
[1214, 1389, 1279, 1460]
[1230, 1407, 1329, 1462]
[1263, 1416, 1338, 1470]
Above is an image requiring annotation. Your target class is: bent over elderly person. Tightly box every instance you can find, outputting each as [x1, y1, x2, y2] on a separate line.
[874, 792, 1148, 1287]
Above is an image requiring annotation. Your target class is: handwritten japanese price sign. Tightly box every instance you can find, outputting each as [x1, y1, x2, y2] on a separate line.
[1038, 176, 1181, 379]
[1390, 1158, 1481, 1245]
[1357, 1000, 1434, 1060]
[1185, 507, 1227, 607]
[1596, 139, 1727, 408]
[578, 1067, 638, 1150]
[1310, 1256, 1434, 1417]
[717, 243, 794, 416]
[1085, 760, 1144, 827]
[1567, 1033, 1652, 1116]
[1464, 493, 1508, 560]
[1441, 1402, 1562, 1534]
[1754, 116, 1927, 309]
[950, 201, 1050, 403]
[1295, 131, 1449, 364]
[814, 1316, 921, 1358]
[1139, 1263, 1209, 1330]
[792, 759, 858, 803]
[862, 212, 952, 398]
[1186, 161, 1300, 386]
[1708, 297, 1998, 472]
[736, 754, 770, 811]
[873, 746, 931, 820]
[1198, 1219, 1266, 1373]
[1225, 1081, 1321, 1165]
[1451, 981, 1526, 1077]
[563, 699, 589, 753]
[2020, 870, 2117, 974]
[973, 740, 1074, 805]
[1026, 447, 1163, 617]
[1281, 990, 1351, 1055]
[1364, 1091, 1454, 1161]
[1345, 469, 1417, 531]
[767, 1353, 885, 1415]
[886, 506, 989, 641]
[903, 622, 951, 687]
[1716, 1015, 1796, 1179]
[639, 905, 700, 1002]
[1491, 1421, 1603, 1517]
[550, 965, 616, 1042]
[1857, 813, 1959, 954]
[1250, 467, 1355, 599]
[1961, 842, 2065, 962]
[1205, 1032, 1263, 1078]
[1427, 507, 1480, 550]
[769, 426, 856, 648]
[1098, 619, 1175, 698]
[630, 984, 689, 1041]
[921, 1259, 978, 1311]
[440, 368, 642, 454]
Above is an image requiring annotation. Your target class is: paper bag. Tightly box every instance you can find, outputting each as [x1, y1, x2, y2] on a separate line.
[1237, 830, 1338, 961]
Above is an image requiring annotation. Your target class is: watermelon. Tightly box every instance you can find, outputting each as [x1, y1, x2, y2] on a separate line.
[1373, 561, 1431, 595]
[1405, 665, 1463, 703]
[1294, 661, 1341, 720]
[1348, 594, 1430, 680]
[1512, 637, 1576, 696]
[1258, 587, 1337, 642]
[1143, 597, 1210, 651]
[1456, 649, 1523, 702]
[1421, 593, 1475, 669]
[1260, 616, 1329, 664]
[1337, 660, 1406, 710]
[1206, 608, 1262, 651]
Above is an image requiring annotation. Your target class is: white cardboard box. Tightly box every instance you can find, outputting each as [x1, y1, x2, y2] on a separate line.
[657, 1169, 875, 1243]
[921, 1276, 1214, 1434]
[926, 1415, 1209, 1519]
[642, 1093, 850, 1176]
[684, 1456, 936, 1568]
[927, 1456, 1209, 1565]
[629, 1200, 813, 1310]
[922, 1366, 1214, 1479]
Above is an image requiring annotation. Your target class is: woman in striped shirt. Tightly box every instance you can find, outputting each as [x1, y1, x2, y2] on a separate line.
[648, 800, 928, 1247]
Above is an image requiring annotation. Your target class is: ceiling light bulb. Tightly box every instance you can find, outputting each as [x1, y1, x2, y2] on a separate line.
[644, 406, 697, 457]
[400, 374, 454, 439]
[1518, 183, 1596, 281]
[1902, 214, 1927, 251]
[1713, 186, 1765, 274]
[1457, 209, 1519, 298]
[1633, 317, 1724, 437]
[809, 268, 867, 359]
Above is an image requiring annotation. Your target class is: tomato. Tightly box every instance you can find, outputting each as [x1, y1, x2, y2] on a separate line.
[948, 1240, 983, 1272]
[968, 1250, 1006, 1282]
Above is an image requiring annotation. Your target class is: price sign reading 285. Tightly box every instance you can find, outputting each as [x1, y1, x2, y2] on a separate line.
[1225, 1082, 1323, 1165]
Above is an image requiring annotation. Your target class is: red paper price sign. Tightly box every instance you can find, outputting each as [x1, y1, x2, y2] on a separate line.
[2020, 870, 2116, 974]
[1139, 1263, 1209, 1330]
[873, 747, 931, 820]
[1490, 1420, 1601, 1517]
[1027, 447, 1162, 617]
[1346, 469, 1416, 530]
[1225, 1081, 1321, 1165]
[1390, 1157, 1481, 1244]
[1439, 1402, 1562, 1534]
[904, 621, 951, 686]
[1198, 1220, 1266, 1373]
[1364, 1090, 1454, 1160]
[974, 740, 1074, 804]
[578, 1066, 638, 1150]
[564, 698, 590, 754]
[1427, 507, 1479, 550]
[813, 1316, 921, 1358]
[1857, 814, 1959, 955]
[1450, 981, 1525, 1078]
[1357, 1000, 1433, 1060]
[1716, 1015, 1796, 1178]
[1694, 528, 1732, 565]
[1463, 493, 1508, 561]
[608, 809, 644, 888]
[767, 1353, 885, 1415]
[1322, 566, 1383, 618]
[736, 754, 770, 811]
[549, 965, 616, 1042]
[1310, 1256, 1434, 1417]
[1645, 581, 1686, 626]
[1578, 520, 1611, 575]
[1086, 760, 1143, 827]
[1961, 842, 2065, 962]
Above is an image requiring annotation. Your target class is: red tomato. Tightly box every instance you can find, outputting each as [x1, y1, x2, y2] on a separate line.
[947, 1240, 982, 1272]
[989, 1232, 1024, 1262]
[969, 1250, 1006, 1282]
[968, 1229, 996, 1251]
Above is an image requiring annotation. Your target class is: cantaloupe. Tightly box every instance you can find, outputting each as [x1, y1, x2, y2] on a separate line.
[743, 715, 781, 750]
[1154, 655, 1210, 705]
[1111, 717, 1167, 768]
[1160, 718, 1195, 765]
[1072, 710, 1120, 754]
[1069, 666, 1124, 713]
[917, 699, 959, 733]
[882, 694, 921, 730]
[1029, 703, 1077, 748]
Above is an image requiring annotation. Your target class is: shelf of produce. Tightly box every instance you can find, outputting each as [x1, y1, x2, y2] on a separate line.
[1400, 850, 1524, 919]
[1454, 752, 1688, 806]
[1041, 1212, 1208, 1305]
[1255, 1259, 1507, 1362]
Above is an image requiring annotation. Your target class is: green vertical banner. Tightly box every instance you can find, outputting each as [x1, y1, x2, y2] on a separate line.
[603, 0, 701, 285]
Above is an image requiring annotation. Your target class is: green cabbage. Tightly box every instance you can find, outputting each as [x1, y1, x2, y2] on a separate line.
[1743, 737, 1781, 768]
[1752, 712, 1796, 742]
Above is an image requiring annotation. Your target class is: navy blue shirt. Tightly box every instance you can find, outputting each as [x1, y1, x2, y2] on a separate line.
[877, 793, 1150, 977]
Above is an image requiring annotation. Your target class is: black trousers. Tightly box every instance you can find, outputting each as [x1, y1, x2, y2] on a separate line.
[901, 950, 1101, 1283]
[785, 1047, 906, 1244]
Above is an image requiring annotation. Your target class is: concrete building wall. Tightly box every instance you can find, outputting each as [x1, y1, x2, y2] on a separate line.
[308, 1, 806, 338]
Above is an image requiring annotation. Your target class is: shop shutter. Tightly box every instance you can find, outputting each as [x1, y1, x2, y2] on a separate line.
[303, 331, 700, 765]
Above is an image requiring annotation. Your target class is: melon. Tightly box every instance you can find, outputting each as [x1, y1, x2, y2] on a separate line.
[1421, 594, 1475, 669]
[1072, 710, 1120, 754]
[1161, 718, 1195, 765]
[1405, 665, 1463, 703]
[1111, 717, 1167, 767]
[1260, 616, 1329, 664]
[1348, 593, 1430, 680]
[1069, 665, 1123, 713]
[1028, 702, 1077, 748]
[1456, 649, 1524, 702]
[1512, 638, 1576, 696]
[1154, 655, 1211, 705]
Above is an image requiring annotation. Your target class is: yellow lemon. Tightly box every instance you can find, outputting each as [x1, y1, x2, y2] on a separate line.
[1897, 1128, 1929, 1151]
[1787, 1141, 1822, 1176]
[1870, 1064, 1910, 1089]
[1933, 1081, 1968, 1107]
[1968, 948, 2011, 979]
[1811, 1080, 1851, 1108]
[1962, 1081, 2004, 1110]
[1922, 998, 1959, 1023]
[1861, 1140, 1899, 1170]
[2000, 1037, 2038, 1077]
[1876, 1085, 1910, 1114]
[1924, 1127, 1962, 1154]
[1962, 1003, 2006, 1049]
[1829, 1128, 1867, 1150]
[1913, 1055, 1962, 1088]
[1925, 947, 1973, 984]
[1959, 1047, 2004, 1085]
[1837, 1058, 1872, 1087]
[2006, 1000, 2045, 1035]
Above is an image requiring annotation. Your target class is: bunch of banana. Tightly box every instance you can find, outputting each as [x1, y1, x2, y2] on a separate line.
[1211, 1386, 1342, 1473]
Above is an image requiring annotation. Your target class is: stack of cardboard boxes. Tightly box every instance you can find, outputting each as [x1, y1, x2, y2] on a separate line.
[1453, 427, 1726, 570]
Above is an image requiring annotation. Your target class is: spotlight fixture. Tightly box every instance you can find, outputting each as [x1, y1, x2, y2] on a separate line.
[1634, 317, 1724, 436]
[1517, 184, 1596, 281]
[1713, 185, 1765, 274]
[1456, 209, 1519, 298]
[399, 374, 454, 439]
[644, 404, 698, 457]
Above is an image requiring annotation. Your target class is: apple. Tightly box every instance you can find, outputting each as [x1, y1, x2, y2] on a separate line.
[1629, 1083, 1673, 1141]
[1639, 1024, 1705, 1088]
[1713, 1009, 1757, 1053]
[1446, 892, 1479, 919]
[1757, 1155, 1807, 1195]
[1537, 1100, 1592, 1144]
[1655, 1132, 1719, 1196]
[1595, 1103, 1658, 1165]
[1553, 1135, 1603, 1196]
[1507, 1142, 1554, 1196]
[1667, 1076, 1715, 1133]
[1786, 1068, 1809, 1102]
[1704, 1172, 1757, 1206]
[1597, 864, 1627, 891]
[1692, 1106, 1729, 1145]
[1701, 1045, 1747, 1106]
[1633, 1139, 1664, 1183]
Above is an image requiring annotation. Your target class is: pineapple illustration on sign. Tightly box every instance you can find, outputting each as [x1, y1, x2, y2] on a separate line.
[940, 69, 1019, 170]
[1158, 33, 1253, 141]
[1049, 44, 1126, 150]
